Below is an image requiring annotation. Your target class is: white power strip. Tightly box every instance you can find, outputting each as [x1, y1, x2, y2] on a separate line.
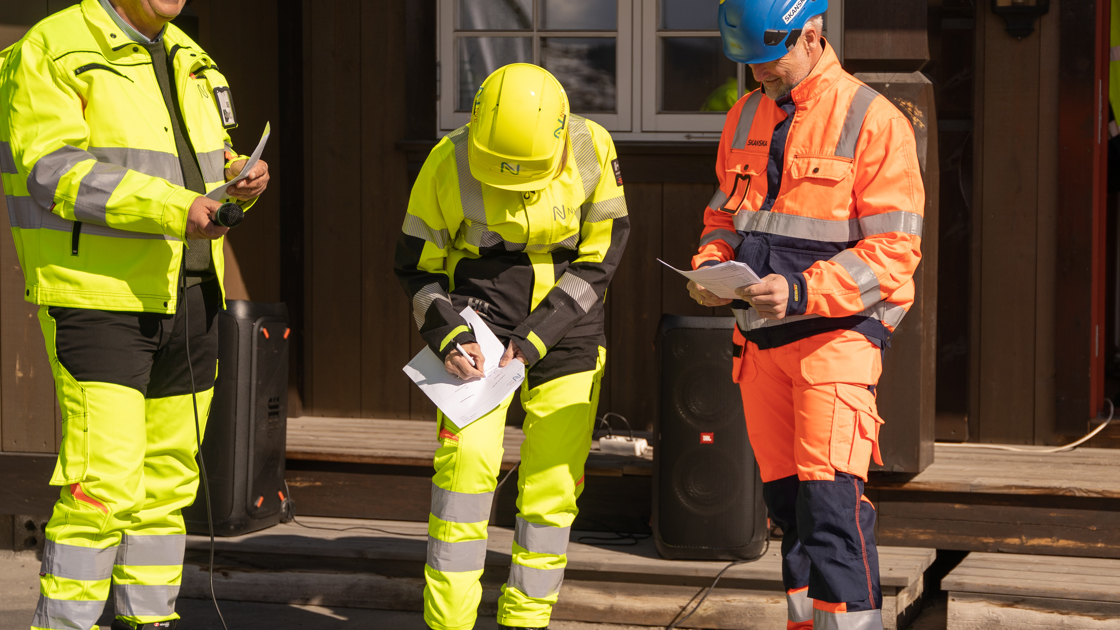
[598, 435, 649, 457]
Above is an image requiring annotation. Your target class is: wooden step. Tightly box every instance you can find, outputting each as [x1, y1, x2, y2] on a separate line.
[942, 552, 1120, 628]
[183, 516, 934, 630]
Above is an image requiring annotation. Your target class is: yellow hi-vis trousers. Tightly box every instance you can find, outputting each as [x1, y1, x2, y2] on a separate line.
[31, 280, 220, 630]
[423, 340, 606, 630]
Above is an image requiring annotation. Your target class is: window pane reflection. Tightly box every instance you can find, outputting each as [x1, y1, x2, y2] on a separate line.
[458, 0, 532, 31]
[660, 37, 738, 112]
[457, 37, 532, 111]
[661, 0, 719, 31]
[541, 37, 617, 113]
[541, 0, 617, 31]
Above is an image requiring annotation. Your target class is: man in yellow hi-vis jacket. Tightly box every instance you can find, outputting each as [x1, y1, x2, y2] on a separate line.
[0, 1, 268, 628]
[394, 63, 630, 630]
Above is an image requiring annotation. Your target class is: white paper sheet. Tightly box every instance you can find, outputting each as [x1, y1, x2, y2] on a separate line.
[402, 307, 526, 428]
[206, 122, 271, 201]
[659, 258, 763, 300]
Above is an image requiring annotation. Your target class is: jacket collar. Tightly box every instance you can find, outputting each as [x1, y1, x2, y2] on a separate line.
[789, 38, 843, 106]
[96, 0, 164, 44]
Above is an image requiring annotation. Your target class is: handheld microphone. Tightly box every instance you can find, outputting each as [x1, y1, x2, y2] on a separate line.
[215, 202, 244, 228]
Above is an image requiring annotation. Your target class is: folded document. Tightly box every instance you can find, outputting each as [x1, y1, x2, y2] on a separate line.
[402, 307, 525, 428]
[659, 258, 762, 300]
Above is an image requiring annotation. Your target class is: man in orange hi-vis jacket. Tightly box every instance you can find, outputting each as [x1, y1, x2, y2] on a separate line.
[686, 1, 923, 629]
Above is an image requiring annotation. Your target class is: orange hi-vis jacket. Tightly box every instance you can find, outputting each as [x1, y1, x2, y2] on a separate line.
[693, 42, 924, 349]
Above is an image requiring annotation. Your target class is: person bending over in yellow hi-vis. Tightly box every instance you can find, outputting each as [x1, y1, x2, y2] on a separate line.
[394, 64, 630, 630]
[0, 1, 269, 628]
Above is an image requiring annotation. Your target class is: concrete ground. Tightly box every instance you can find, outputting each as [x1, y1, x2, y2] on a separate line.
[0, 549, 948, 630]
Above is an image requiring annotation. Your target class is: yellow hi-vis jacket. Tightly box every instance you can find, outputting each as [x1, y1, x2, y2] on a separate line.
[0, 0, 249, 314]
[394, 115, 630, 367]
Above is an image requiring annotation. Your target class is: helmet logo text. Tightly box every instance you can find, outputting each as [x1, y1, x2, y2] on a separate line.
[783, 0, 808, 24]
[501, 162, 521, 175]
[554, 114, 567, 139]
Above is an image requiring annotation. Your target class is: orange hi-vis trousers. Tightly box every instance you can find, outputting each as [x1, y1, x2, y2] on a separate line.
[734, 328, 886, 630]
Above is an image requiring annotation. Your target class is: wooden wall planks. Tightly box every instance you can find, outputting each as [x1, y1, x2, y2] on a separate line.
[0, 2, 64, 454]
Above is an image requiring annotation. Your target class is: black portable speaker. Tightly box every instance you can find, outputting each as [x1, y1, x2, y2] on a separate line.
[653, 315, 768, 560]
[184, 301, 290, 536]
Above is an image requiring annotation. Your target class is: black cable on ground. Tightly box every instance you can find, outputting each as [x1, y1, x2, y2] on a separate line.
[183, 279, 229, 630]
[665, 538, 771, 630]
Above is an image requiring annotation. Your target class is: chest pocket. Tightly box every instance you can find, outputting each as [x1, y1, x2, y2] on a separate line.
[787, 155, 856, 219]
[720, 152, 767, 215]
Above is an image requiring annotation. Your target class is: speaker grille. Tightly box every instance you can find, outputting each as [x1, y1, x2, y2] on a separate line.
[656, 319, 765, 556]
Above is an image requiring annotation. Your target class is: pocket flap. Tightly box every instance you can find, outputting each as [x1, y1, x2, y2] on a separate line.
[790, 155, 853, 182]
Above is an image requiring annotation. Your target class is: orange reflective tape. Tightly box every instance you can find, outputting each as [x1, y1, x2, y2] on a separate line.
[576, 475, 585, 486]
[788, 586, 809, 595]
[70, 483, 108, 514]
[438, 428, 460, 442]
[262, 328, 270, 339]
[813, 600, 847, 613]
[284, 328, 291, 340]
[255, 496, 264, 508]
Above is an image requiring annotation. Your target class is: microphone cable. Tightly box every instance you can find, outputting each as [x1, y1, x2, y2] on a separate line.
[181, 265, 230, 630]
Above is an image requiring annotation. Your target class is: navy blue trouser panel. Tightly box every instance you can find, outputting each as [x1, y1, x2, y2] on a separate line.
[764, 473, 882, 612]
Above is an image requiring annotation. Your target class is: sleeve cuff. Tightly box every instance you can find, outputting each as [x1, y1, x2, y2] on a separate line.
[510, 330, 547, 367]
[698, 259, 721, 269]
[435, 326, 477, 361]
[785, 273, 808, 316]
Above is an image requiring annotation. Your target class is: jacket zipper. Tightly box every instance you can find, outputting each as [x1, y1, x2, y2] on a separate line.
[73, 63, 134, 82]
[71, 222, 81, 256]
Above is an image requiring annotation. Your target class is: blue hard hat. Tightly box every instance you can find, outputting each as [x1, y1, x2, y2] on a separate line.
[718, 0, 828, 65]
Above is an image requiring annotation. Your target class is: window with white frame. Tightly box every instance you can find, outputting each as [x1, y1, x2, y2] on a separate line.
[437, 0, 843, 141]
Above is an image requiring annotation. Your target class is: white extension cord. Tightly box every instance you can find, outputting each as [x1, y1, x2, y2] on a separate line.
[936, 399, 1115, 453]
[598, 434, 649, 457]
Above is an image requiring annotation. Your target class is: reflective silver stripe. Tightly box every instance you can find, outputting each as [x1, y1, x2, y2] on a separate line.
[569, 115, 601, 199]
[74, 162, 127, 224]
[508, 562, 564, 598]
[41, 539, 116, 581]
[402, 213, 450, 249]
[31, 596, 105, 630]
[114, 583, 178, 618]
[1112, 45, 1120, 62]
[426, 536, 488, 573]
[449, 127, 487, 224]
[514, 516, 571, 555]
[196, 148, 226, 183]
[583, 196, 627, 223]
[553, 233, 579, 251]
[787, 589, 813, 623]
[413, 283, 452, 329]
[224, 141, 235, 154]
[831, 250, 880, 307]
[708, 187, 729, 211]
[731, 91, 764, 150]
[117, 534, 186, 567]
[7, 195, 39, 229]
[813, 608, 884, 630]
[9, 195, 172, 240]
[733, 208, 862, 243]
[699, 228, 743, 250]
[859, 211, 923, 238]
[27, 145, 92, 209]
[88, 147, 182, 185]
[0, 139, 17, 174]
[555, 273, 598, 313]
[835, 85, 879, 159]
[733, 301, 907, 332]
[462, 222, 520, 251]
[431, 483, 493, 523]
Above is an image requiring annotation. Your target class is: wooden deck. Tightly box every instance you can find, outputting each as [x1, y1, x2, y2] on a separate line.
[943, 552, 1120, 628]
[286, 418, 1120, 558]
[183, 516, 934, 630]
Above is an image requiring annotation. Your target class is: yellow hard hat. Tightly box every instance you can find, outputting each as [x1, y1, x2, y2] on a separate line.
[468, 64, 570, 191]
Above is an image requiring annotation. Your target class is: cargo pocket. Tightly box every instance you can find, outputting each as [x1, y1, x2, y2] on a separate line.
[50, 363, 90, 486]
[830, 383, 884, 479]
